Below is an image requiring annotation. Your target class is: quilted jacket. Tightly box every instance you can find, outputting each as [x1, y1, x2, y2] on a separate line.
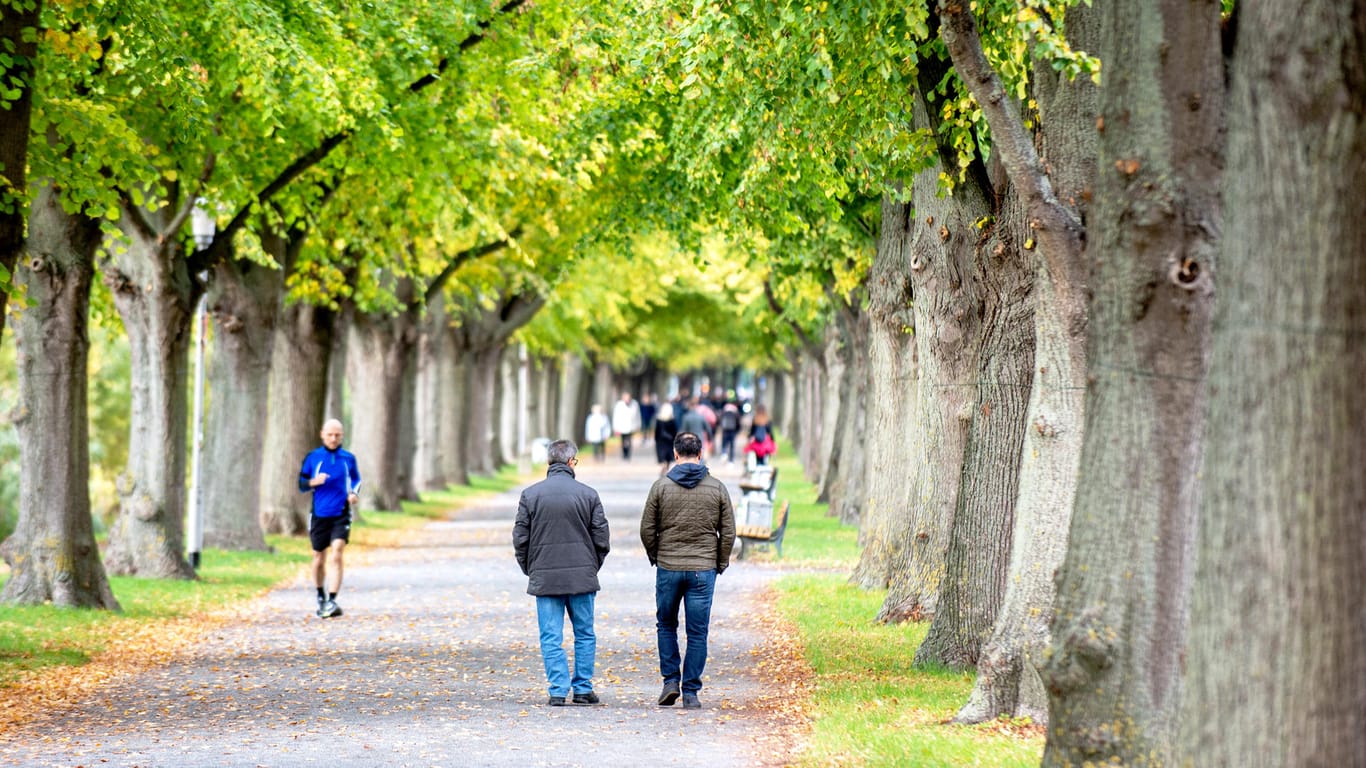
[513, 463, 611, 596]
[640, 462, 736, 573]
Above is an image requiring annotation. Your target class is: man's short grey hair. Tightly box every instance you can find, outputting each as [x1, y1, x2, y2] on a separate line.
[547, 439, 578, 465]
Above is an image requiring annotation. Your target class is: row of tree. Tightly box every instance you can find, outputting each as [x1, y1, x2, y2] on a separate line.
[1, 0, 1361, 764]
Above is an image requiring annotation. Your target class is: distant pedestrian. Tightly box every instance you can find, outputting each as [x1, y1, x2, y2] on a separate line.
[653, 402, 678, 476]
[718, 402, 741, 464]
[679, 398, 710, 457]
[746, 404, 776, 466]
[584, 404, 612, 462]
[612, 392, 642, 461]
[513, 440, 611, 707]
[298, 418, 361, 619]
[639, 394, 658, 445]
[639, 432, 736, 710]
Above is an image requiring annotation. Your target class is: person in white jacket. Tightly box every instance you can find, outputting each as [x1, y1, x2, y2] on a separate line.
[612, 392, 642, 461]
[584, 404, 612, 462]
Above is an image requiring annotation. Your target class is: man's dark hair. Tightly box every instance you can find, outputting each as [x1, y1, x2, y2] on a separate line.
[674, 432, 702, 459]
[547, 439, 578, 465]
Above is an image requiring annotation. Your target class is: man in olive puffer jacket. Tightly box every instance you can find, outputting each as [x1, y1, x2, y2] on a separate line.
[514, 440, 611, 707]
[640, 431, 736, 710]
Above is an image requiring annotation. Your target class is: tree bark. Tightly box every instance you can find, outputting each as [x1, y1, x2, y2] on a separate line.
[852, 195, 917, 591]
[917, 180, 1034, 669]
[0, 183, 119, 608]
[953, 2, 1100, 726]
[0, 0, 42, 343]
[100, 216, 197, 578]
[1177, 2, 1366, 764]
[413, 295, 448, 491]
[1041, 1, 1224, 763]
[348, 305, 416, 511]
[813, 324, 847, 502]
[878, 93, 988, 622]
[199, 256, 279, 551]
[258, 300, 334, 534]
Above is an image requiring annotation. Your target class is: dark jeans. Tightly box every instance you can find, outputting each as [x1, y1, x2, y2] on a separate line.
[654, 568, 717, 694]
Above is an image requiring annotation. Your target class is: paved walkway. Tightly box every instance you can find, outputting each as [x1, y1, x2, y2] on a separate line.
[2, 455, 798, 767]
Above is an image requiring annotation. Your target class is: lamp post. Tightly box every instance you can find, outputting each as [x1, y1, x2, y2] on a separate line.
[187, 198, 214, 570]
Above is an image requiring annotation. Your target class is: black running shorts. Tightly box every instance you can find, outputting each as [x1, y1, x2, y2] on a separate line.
[309, 513, 351, 552]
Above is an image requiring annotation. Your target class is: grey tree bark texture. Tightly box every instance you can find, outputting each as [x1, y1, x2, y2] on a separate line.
[0, 0, 41, 343]
[100, 213, 197, 578]
[851, 194, 916, 591]
[955, 2, 1100, 726]
[878, 89, 988, 624]
[1177, 1, 1366, 764]
[199, 256, 279, 551]
[347, 306, 416, 512]
[1041, 1, 1225, 763]
[0, 184, 119, 609]
[916, 172, 1034, 669]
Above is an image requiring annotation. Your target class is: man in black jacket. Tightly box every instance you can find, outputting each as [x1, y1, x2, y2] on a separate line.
[513, 440, 611, 706]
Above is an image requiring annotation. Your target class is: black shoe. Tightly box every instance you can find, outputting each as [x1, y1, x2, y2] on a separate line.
[572, 691, 600, 705]
[319, 599, 342, 618]
[681, 693, 701, 709]
[657, 681, 680, 706]
[548, 696, 566, 707]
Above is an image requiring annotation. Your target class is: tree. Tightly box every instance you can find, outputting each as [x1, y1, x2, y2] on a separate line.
[1177, 1, 1366, 763]
[0, 183, 118, 608]
[0, 0, 43, 343]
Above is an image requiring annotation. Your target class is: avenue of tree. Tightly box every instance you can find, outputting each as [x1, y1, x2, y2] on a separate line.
[0, 1, 1360, 765]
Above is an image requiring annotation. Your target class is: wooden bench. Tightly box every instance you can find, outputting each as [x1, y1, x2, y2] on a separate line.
[738, 466, 778, 501]
[736, 500, 789, 560]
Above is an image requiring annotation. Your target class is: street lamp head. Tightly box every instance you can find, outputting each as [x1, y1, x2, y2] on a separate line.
[191, 197, 216, 251]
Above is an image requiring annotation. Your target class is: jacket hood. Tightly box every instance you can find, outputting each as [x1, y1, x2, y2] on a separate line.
[667, 461, 709, 488]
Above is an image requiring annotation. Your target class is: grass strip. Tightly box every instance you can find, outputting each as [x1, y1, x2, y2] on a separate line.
[760, 453, 1044, 767]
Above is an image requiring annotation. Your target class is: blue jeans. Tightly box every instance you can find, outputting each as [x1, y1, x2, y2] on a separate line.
[536, 593, 597, 697]
[655, 568, 717, 694]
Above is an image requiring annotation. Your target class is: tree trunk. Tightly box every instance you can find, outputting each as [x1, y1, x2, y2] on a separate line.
[1042, 2, 1224, 763]
[879, 103, 988, 622]
[463, 345, 502, 475]
[813, 325, 847, 503]
[413, 297, 447, 491]
[100, 223, 196, 578]
[826, 302, 870, 526]
[1177, 2, 1366, 764]
[0, 184, 119, 609]
[0, 0, 41, 343]
[396, 326, 421, 502]
[442, 346, 471, 487]
[199, 257, 279, 551]
[556, 353, 591, 445]
[852, 195, 918, 591]
[347, 309, 413, 512]
[917, 183, 1034, 668]
[954, 3, 1101, 726]
[495, 343, 519, 465]
[258, 301, 335, 534]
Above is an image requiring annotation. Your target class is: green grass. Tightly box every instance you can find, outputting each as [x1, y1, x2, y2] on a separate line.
[762, 453, 1044, 767]
[0, 467, 527, 687]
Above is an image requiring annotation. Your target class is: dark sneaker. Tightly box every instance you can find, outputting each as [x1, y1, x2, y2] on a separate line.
[572, 692, 600, 705]
[658, 681, 681, 706]
[319, 599, 341, 618]
[547, 696, 566, 706]
[681, 693, 701, 709]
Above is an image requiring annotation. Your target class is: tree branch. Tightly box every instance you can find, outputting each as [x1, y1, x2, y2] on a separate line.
[411, 0, 529, 93]
[763, 278, 824, 365]
[419, 226, 523, 308]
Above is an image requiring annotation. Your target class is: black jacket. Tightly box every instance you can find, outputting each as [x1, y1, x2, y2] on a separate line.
[513, 463, 611, 596]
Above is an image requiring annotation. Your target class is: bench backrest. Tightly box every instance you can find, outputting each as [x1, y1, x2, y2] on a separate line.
[772, 500, 790, 534]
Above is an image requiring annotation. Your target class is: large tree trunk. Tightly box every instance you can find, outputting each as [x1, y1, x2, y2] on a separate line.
[413, 297, 447, 491]
[347, 307, 415, 511]
[100, 223, 196, 578]
[199, 257, 279, 551]
[954, 3, 1100, 725]
[852, 196, 918, 591]
[495, 343, 519, 465]
[258, 301, 335, 535]
[0, 184, 119, 609]
[463, 345, 502, 475]
[441, 347, 471, 487]
[879, 100, 988, 622]
[813, 325, 847, 502]
[0, 0, 41, 343]
[1041, 2, 1224, 763]
[396, 326, 421, 501]
[556, 353, 591, 444]
[916, 182, 1034, 668]
[825, 297, 870, 526]
[1177, 2, 1366, 764]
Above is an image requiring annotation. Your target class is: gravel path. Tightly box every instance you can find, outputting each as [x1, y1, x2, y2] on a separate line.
[2, 456, 797, 768]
